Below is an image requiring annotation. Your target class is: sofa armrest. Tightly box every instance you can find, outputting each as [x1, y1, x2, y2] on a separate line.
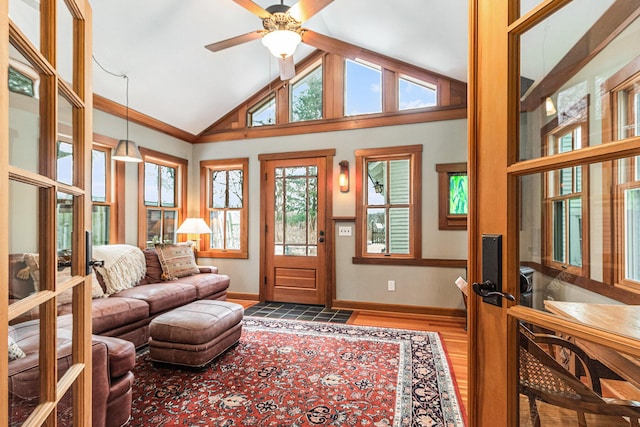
[198, 266, 219, 274]
[91, 335, 135, 378]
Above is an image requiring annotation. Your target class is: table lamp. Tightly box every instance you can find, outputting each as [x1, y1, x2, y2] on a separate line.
[176, 218, 211, 259]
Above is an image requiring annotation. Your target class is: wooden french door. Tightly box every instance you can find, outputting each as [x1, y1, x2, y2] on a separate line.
[3, 0, 94, 425]
[470, 1, 640, 426]
[259, 150, 333, 306]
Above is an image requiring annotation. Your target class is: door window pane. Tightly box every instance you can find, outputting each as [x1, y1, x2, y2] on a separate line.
[290, 65, 323, 122]
[57, 192, 74, 284]
[9, 44, 41, 174]
[273, 164, 318, 257]
[344, 59, 382, 116]
[57, 0, 74, 85]
[57, 94, 74, 185]
[8, 180, 39, 305]
[9, 0, 40, 50]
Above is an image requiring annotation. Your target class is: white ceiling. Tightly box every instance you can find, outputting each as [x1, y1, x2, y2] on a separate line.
[89, 0, 620, 137]
[90, 0, 470, 136]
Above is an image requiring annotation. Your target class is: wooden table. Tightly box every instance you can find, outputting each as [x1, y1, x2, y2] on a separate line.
[544, 301, 640, 390]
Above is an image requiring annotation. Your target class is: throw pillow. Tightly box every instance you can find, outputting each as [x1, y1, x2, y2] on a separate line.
[21, 253, 40, 291]
[93, 245, 146, 295]
[155, 243, 199, 280]
[8, 335, 26, 361]
[57, 270, 105, 305]
[143, 248, 164, 283]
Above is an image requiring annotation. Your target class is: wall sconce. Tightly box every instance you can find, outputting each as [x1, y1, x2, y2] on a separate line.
[545, 96, 557, 116]
[338, 161, 349, 193]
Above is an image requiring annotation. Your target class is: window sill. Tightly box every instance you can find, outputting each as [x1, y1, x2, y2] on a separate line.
[197, 251, 248, 260]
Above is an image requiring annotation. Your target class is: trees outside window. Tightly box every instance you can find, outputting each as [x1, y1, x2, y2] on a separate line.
[290, 65, 323, 122]
[138, 148, 187, 248]
[200, 158, 248, 258]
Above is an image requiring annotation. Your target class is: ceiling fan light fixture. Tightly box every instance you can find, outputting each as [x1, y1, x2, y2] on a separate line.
[262, 29, 301, 58]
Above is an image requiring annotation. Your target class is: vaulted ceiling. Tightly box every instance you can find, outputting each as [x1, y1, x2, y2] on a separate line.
[89, 0, 620, 137]
[91, 0, 469, 136]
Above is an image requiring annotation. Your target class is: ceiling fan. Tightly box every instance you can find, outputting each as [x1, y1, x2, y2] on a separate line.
[205, 0, 361, 80]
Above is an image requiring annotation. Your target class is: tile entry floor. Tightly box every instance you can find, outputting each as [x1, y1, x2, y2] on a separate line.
[244, 302, 353, 323]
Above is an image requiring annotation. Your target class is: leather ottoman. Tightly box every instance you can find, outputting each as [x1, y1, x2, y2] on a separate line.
[149, 300, 244, 368]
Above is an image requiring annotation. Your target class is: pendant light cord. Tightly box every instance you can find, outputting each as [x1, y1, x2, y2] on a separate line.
[92, 55, 130, 140]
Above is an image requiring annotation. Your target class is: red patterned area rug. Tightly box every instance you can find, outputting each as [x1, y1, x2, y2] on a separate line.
[129, 317, 466, 426]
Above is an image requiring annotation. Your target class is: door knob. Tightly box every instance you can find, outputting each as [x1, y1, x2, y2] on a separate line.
[472, 280, 515, 301]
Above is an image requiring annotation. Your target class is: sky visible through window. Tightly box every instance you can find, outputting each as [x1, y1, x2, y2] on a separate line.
[399, 77, 436, 110]
[345, 59, 381, 116]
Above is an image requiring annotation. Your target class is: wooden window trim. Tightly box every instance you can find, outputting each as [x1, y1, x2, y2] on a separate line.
[91, 134, 125, 243]
[601, 56, 640, 294]
[436, 162, 468, 230]
[354, 144, 422, 262]
[199, 158, 249, 259]
[198, 48, 467, 142]
[137, 147, 188, 248]
[542, 112, 590, 278]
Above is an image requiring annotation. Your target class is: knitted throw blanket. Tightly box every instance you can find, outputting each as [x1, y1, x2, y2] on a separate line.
[93, 245, 146, 295]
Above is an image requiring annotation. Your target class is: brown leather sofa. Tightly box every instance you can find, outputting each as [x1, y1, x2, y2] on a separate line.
[8, 317, 135, 427]
[8, 247, 231, 427]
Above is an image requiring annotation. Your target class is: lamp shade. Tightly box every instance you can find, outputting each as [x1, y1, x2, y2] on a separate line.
[262, 30, 301, 58]
[176, 218, 211, 235]
[112, 139, 143, 162]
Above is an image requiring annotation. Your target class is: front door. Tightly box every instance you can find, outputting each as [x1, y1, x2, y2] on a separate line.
[470, 1, 640, 426]
[260, 151, 333, 305]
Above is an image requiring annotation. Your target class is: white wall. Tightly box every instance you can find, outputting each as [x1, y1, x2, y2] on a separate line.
[193, 119, 468, 309]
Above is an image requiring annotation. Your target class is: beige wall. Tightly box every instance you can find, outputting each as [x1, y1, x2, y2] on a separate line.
[193, 120, 469, 309]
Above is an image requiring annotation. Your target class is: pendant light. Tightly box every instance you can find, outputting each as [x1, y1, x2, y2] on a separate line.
[113, 75, 143, 162]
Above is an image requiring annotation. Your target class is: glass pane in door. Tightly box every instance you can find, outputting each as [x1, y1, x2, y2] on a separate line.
[515, 5, 640, 422]
[57, 192, 74, 284]
[8, 0, 40, 50]
[274, 165, 319, 257]
[57, 94, 74, 185]
[517, 0, 635, 162]
[9, 44, 41, 174]
[8, 180, 39, 306]
[57, 0, 74, 85]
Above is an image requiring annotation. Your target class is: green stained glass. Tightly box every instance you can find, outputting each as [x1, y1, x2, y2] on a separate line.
[449, 174, 468, 215]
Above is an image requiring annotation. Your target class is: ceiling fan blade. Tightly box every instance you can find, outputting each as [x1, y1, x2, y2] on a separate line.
[302, 29, 361, 59]
[205, 31, 264, 52]
[288, 0, 333, 22]
[232, 0, 271, 19]
[279, 56, 296, 81]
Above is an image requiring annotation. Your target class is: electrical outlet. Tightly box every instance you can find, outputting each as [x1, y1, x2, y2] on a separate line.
[388, 280, 396, 291]
[338, 226, 352, 236]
